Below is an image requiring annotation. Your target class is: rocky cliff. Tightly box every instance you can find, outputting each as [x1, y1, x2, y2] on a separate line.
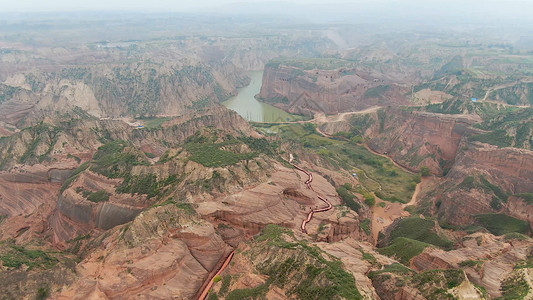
[0, 61, 248, 127]
[366, 109, 479, 174]
[259, 62, 411, 115]
[57, 204, 232, 299]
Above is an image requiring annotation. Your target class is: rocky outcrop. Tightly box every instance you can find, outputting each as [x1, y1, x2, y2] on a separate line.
[0, 105, 255, 170]
[51, 169, 150, 244]
[450, 145, 533, 194]
[364, 108, 480, 174]
[431, 144, 533, 226]
[0, 61, 249, 121]
[57, 204, 231, 299]
[506, 196, 533, 230]
[259, 64, 411, 115]
[0, 264, 76, 300]
[132, 106, 260, 147]
[196, 162, 354, 238]
[410, 233, 532, 297]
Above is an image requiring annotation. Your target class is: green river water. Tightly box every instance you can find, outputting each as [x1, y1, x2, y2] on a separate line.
[222, 71, 298, 123]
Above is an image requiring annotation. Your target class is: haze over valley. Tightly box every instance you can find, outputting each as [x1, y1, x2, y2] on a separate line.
[0, 1, 533, 299]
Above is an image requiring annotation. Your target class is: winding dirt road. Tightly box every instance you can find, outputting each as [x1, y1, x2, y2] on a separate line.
[197, 250, 236, 300]
[198, 155, 333, 299]
[289, 154, 333, 234]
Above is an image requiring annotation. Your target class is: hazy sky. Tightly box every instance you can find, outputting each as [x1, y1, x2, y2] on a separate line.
[0, 0, 347, 12]
[1, 0, 532, 26]
[0, 0, 529, 13]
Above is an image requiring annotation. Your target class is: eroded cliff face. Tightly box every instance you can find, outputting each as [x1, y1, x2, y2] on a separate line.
[196, 161, 361, 240]
[204, 225, 386, 300]
[259, 64, 411, 115]
[450, 144, 533, 194]
[0, 105, 255, 171]
[318, 107, 479, 174]
[0, 61, 249, 126]
[427, 144, 533, 227]
[410, 233, 532, 298]
[57, 205, 232, 300]
[367, 109, 479, 174]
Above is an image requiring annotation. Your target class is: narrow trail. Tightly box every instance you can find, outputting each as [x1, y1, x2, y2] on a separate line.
[197, 250, 236, 300]
[404, 178, 424, 208]
[289, 154, 333, 234]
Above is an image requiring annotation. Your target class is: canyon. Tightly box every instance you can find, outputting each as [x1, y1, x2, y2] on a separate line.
[0, 11, 532, 300]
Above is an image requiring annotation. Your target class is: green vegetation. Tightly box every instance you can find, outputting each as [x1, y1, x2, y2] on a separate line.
[515, 193, 533, 205]
[67, 153, 82, 163]
[361, 251, 379, 266]
[384, 217, 453, 250]
[459, 176, 476, 189]
[368, 263, 414, 278]
[459, 260, 484, 269]
[360, 219, 371, 235]
[336, 186, 361, 212]
[515, 254, 533, 270]
[504, 232, 529, 241]
[0, 243, 58, 270]
[151, 200, 196, 215]
[117, 174, 157, 198]
[0, 84, 22, 105]
[157, 150, 177, 164]
[364, 85, 390, 99]
[458, 175, 509, 207]
[378, 237, 430, 265]
[117, 174, 180, 199]
[18, 123, 60, 164]
[470, 107, 533, 149]
[60, 162, 89, 193]
[340, 146, 416, 203]
[225, 283, 269, 300]
[412, 269, 464, 290]
[475, 214, 529, 236]
[36, 286, 50, 300]
[364, 193, 376, 207]
[176, 203, 196, 215]
[67, 234, 91, 244]
[250, 225, 362, 299]
[186, 141, 256, 168]
[219, 276, 232, 296]
[87, 190, 111, 203]
[370, 264, 466, 298]
[420, 166, 430, 177]
[254, 224, 295, 248]
[271, 123, 335, 149]
[259, 122, 417, 203]
[76, 187, 111, 202]
[480, 176, 508, 202]
[470, 129, 514, 147]
[499, 272, 530, 299]
[238, 136, 279, 157]
[144, 152, 156, 159]
[138, 116, 172, 129]
[347, 114, 375, 138]
[90, 141, 149, 178]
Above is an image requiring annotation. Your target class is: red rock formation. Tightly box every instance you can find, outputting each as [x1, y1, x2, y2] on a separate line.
[259, 64, 410, 115]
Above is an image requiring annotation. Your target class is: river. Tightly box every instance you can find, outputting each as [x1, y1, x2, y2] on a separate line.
[222, 71, 298, 122]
